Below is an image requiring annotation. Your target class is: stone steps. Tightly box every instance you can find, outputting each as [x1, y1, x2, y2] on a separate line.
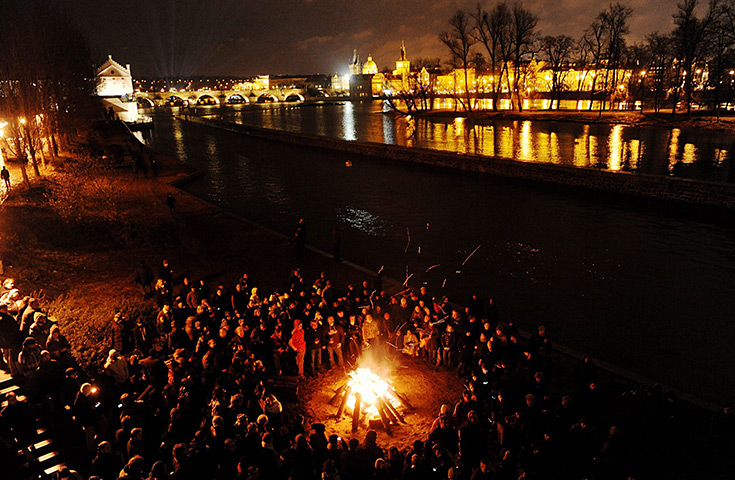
[1, 369, 69, 479]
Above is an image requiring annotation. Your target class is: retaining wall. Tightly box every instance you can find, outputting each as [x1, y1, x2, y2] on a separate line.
[186, 116, 735, 210]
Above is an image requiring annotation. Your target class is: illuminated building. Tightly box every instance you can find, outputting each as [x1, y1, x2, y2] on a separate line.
[362, 55, 378, 75]
[331, 74, 350, 94]
[349, 75, 373, 99]
[436, 68, 477, 95]
[349, 52, 384, 98]
[96, 55, 139, 123]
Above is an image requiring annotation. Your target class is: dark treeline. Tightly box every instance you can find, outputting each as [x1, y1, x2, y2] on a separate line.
[0, 0, 98, 188]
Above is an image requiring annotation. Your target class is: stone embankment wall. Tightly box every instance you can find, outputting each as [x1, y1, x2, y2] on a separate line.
[186, 116, 735, 210]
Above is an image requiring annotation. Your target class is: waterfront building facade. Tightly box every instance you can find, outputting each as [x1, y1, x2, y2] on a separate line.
[96, 55, 139, 123]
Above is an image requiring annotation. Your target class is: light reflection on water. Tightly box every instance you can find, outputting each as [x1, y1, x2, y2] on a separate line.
[337, 207, 388, 237]
[342, 102, 356, 141]
[216, 101, 735, 183]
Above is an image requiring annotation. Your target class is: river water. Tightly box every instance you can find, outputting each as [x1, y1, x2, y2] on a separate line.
[218, 101, 735, 183]
[142, 104, 735, 406]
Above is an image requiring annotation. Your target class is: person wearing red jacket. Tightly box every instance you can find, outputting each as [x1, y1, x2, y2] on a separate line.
[289, 320, 306, 377]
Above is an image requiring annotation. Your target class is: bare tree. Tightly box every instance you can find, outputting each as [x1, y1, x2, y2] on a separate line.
[672, 0, 722, 115]
[598, 3, 634, 112]
[646, 33, 674, 113]
[412, 58, 442, 71]
[582, 19, 608, 110]
[472, 2, 513, 110]
[624, 42, 651, 108]
[706, 13, 733, 116]
[384, 74, 436, 115]
[0, 0, 96, 186]
[539, 35, 575, 109]
[510, 4, 539, 111]
[440, 9, 478, 112]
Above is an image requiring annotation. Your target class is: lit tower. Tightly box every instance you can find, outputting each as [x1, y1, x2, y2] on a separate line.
[394, 41, 410, 77]
[349, 50, 362, 76]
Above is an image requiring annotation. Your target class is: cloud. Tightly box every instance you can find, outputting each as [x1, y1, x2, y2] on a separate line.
[60, 0, 686, 76]
[298, 29, 374, 52]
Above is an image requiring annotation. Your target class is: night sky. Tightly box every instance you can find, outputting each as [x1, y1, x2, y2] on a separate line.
[57, 0, 681, 78]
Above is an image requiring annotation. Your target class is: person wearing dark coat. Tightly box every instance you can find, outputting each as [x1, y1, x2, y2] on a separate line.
[294, 218, 307, 264]
[134, 260, 154, 297]
[111, 312, 129, 353]
[305, 319, 323, 376]
[440, 324, 458, 368]
[17, 336, 43, 379]
[132, 318, 153, 353]
[528, 325, 551, 357]
[90, 441, 122, 480]
[0, 391, 36, 448]
[74, 382, 101, 451]
[0, 303, 22, 374]
[158, 259, 173, 287]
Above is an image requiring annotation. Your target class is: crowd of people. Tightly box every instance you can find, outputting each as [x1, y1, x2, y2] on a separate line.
[0, 262, 733, 480]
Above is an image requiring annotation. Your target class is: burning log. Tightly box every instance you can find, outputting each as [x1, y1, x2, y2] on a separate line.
[376, 403, 392, 434]
[336, 386, 352, 419]
[333, 367, 409, 432]
[329, 384, 347, 406]
[352, 392, 362, 432]
[380, 396, 405, 424]
[379, 398, 398, 424]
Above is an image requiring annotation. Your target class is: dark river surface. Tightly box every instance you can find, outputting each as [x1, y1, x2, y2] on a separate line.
[142, 105, 735, 406]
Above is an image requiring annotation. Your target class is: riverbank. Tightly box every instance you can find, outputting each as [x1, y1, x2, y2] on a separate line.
[184, 114, 735, 211]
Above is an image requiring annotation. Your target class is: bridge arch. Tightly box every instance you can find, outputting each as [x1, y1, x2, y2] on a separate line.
[165, 95, 185, 106]
[284, 92, 305, 102]
[227, 93, 249, 104]
[257, 93, 278, 103]
[197, 94, 219, 105]
[137, 96, 155, 108]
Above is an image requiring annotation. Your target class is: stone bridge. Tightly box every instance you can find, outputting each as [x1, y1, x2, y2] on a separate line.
[136, 88, 307, 107]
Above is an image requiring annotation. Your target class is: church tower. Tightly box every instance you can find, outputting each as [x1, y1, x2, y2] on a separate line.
[349, 49, 362, 75]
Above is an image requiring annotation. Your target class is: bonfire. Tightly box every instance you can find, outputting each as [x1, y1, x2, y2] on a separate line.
[330, 367, 412, 433]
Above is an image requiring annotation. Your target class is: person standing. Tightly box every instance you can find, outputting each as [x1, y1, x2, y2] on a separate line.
[149, 155, 159, 176]
[1, 165, 10, 191]
[0, 303, 22, 374]
[362, 314, 381, 349]
[324, 315, 344, 369]
[305, 318, 323, 376]
[294, 218, 307, 264]
[289, 320, 306, 377]
[135, 260, 154, 298]
[166, 193, 177, 216]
